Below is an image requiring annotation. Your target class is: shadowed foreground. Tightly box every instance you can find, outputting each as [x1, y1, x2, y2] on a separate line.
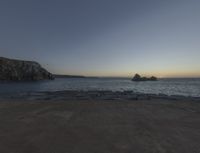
[0, 99, 200, 153]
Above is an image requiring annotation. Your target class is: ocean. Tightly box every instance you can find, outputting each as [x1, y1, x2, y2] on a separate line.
[0, 78, 200, 97]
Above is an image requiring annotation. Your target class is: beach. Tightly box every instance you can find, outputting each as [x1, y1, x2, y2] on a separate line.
[0, 97, 200, 153]
[1, 0, 200, 152]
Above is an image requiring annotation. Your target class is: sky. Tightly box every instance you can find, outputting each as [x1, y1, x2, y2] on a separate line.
[0, 0, 200, 77]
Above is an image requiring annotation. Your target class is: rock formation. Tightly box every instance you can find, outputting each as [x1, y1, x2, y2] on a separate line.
[0, 57, 54, 81]
[132, 74, 157, 81]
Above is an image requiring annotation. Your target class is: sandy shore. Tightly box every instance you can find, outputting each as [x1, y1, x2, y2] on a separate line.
[0, 99, 200, 153]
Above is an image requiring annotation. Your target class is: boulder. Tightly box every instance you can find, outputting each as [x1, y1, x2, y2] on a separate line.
[0, 57, 54, 81]
[150, 76, 157, 81]
[132, 73, 142, 81]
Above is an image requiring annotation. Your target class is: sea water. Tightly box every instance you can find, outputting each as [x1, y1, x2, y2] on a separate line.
[0, 78, 199, 97]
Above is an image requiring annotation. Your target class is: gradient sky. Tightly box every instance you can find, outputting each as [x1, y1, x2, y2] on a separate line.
[0, 0, 200, 77]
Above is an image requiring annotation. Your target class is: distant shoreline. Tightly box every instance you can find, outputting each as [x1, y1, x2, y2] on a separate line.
[53, 75, 200, 79]
[53, 74, 100, 79]
[54, 74, 86, 78]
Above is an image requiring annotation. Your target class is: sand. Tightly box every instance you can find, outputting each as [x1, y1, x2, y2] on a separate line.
[0, 99, 200, 153]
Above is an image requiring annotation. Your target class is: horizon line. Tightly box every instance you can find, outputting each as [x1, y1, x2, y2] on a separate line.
[53, 74, 200, 79]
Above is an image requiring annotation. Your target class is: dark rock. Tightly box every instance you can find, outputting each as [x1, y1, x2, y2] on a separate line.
[150, 76, 157, 81]
[0, 57, 54, 81]
[132, 73, 157, 81]
[132, 73, 141, 81]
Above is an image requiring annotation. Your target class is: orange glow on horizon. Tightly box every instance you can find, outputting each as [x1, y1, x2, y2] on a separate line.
[57, 70, 200, 78]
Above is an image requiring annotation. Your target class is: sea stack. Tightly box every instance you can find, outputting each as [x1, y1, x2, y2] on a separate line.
[0, 57, 54, 81]
[132, 74, 157, 81]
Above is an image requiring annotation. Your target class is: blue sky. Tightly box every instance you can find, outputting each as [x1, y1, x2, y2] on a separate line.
[0, 0, 200, 77]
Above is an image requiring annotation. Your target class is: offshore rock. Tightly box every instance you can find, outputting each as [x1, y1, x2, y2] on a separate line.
[132, 74, 157, 81]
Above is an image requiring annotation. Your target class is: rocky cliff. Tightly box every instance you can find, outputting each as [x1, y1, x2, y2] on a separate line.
[0, 57, 54, 81]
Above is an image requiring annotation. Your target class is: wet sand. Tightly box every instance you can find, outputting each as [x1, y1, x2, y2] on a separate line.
[0, 99, 200, 153]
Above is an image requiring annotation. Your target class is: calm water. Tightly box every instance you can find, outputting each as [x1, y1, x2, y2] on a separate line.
[0, 78, 200, 97]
